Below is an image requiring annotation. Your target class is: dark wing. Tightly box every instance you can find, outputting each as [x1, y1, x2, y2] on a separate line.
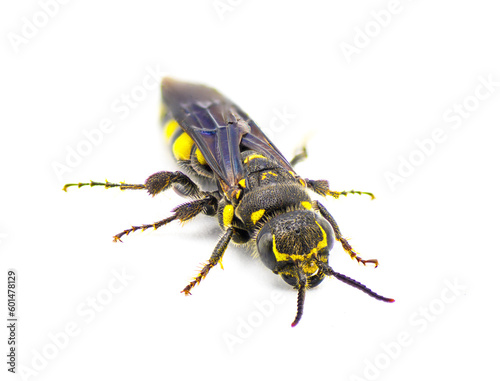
[161, 78, 294, 189]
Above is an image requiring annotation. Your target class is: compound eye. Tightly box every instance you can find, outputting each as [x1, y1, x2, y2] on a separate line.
[280, 273, 297, 287]
[256, 231, 277, 271]
[317, 215, 334, 251]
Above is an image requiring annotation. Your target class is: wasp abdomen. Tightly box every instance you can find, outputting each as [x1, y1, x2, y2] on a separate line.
[161, 113, 216, 184]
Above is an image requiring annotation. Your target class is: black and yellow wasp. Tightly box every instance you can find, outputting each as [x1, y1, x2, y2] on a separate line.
[64, 78, 394, 326]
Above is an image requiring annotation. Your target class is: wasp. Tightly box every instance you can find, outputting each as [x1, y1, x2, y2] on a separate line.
[64, 78, 394, 326]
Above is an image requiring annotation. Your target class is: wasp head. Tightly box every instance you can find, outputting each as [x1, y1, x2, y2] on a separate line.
[256, 210, 334, 326]
[255, 209, 395, 327]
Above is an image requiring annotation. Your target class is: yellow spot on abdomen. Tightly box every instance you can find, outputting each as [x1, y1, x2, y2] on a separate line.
[195, 148, 207, 165]
[251, 209, 266, 224]
[164, 119, 180, 141]
[223, 204, 234, 227]
[173, 132, 194, 161]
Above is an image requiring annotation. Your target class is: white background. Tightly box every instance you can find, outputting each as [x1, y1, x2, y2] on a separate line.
[1, 1, 499, 380]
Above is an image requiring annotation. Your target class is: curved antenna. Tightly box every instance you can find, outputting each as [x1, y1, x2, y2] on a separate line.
[291, 267, 307, 327]
[316, 261, 394, 303]
[291, 284, 306, 327]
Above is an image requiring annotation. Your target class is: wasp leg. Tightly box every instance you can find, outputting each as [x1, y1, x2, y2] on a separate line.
[113, 195, 217, 242]
[143, 171, 204, 198]
[305, 179, 375, 200]
[63, 170, 204, 198]
[313, 201, 379, 267]
[182, 227, 234, 295]
[62, 180, 145, 192]
[290, 146, 308, 167]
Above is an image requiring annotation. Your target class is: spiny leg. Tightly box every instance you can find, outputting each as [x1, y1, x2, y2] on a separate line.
[63, 180, 145, 192]
[314, 201, 379, 267]
[182, 227, 234, 295]
[113, 196, 217, 242]
[144, 171, 203, 197]
[63, 170, 204, 198]
[305, 179, 375, 200]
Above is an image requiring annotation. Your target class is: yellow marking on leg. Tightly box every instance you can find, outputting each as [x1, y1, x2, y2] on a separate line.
[243, 154, 266, 163]
[195, 148, 207, 165]
[223, 204, 234, 227]
[301, 201, 312, 210]
[164, 119, 180, 141]
[173, 132, 194, 161]
[251, 209, 266, 224]
[238, 178, 246, 188]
